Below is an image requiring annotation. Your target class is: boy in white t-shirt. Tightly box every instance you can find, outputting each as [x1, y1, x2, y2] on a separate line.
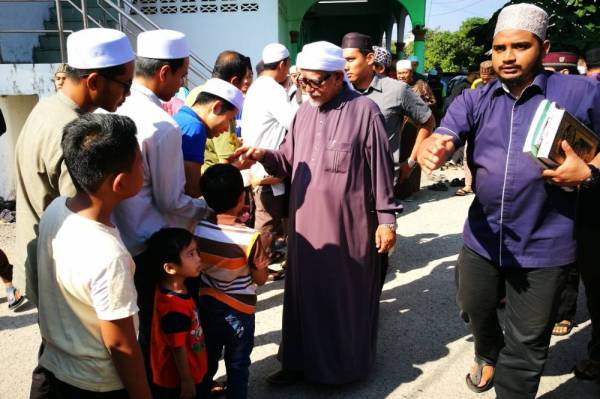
[31, 114, 151, 398]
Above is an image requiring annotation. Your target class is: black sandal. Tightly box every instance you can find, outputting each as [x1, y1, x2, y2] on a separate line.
[465, 359, 495, 393]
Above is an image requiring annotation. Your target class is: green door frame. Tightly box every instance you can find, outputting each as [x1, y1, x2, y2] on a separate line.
[279, 0, 426, 72]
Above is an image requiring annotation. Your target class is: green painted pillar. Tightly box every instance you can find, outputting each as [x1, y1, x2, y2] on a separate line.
[412, 26, 426, 73]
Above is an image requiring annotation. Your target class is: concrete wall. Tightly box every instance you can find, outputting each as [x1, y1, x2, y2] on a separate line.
[135, 0, 278, 80]
[0, 95, 39, 201]
[0, 64, 57, 200]
[0, 2, 52, 63]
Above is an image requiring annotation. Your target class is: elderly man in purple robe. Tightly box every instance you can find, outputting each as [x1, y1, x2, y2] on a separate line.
[232, 41, 401, 386]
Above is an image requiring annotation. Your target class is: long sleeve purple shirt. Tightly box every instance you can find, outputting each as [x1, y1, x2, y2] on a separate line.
[439, 71, 600, 268]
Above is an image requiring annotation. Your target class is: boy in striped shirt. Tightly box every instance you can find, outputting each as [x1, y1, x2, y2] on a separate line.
[196, 164, 270, 398]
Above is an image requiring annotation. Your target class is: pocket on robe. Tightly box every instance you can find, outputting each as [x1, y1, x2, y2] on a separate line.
[324, 142, 352, 174]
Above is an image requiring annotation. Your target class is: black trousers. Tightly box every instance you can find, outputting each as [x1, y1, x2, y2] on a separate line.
[132, 251, 155, 392]
[578, 227, 600, 361]
[456, 245, 569, 399]
[555, 265, 579, 323]
[30, 365, 128, 399]
[0, 248, 13, 282]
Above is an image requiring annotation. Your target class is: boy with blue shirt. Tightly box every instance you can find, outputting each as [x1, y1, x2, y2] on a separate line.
[174, 78, 244, 198]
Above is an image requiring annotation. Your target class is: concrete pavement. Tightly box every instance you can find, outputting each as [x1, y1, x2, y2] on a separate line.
[1, 168, 599, 398]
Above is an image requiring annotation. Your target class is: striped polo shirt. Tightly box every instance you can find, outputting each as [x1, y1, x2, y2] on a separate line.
[195, 215, 267, 314]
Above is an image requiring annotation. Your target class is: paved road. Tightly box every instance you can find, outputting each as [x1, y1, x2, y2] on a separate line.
[1, 168, 599, 398]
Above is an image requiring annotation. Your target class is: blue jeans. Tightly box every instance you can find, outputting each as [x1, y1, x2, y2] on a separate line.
[197, 296, 255, 399]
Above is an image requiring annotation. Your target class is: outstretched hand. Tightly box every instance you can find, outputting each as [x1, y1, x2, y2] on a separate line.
[417, 134, 455, 174]
[227, 146, 266, 170]
[542, 140, 591, 187]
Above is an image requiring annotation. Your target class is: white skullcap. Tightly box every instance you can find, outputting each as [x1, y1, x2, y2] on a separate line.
[262, 43, 289, 64]
[494, 3, 548, 39]
[137, 29, 189, 59]
[67, 28, 134, 69]
[202, 78, 244, 111]
[296, 41, 346, 72]
[396, 60, 412, 71]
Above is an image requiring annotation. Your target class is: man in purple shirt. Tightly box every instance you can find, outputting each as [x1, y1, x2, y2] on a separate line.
[417, 4, 600, 398]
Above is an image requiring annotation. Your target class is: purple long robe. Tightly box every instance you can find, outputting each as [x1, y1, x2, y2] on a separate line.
[261, 85, 400, 384]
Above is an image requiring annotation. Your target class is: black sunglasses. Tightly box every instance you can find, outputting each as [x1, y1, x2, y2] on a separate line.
[297, 73, 333, 89]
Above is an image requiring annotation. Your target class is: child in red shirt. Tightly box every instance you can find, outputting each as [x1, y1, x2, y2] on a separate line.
[148, 228, 209, 399]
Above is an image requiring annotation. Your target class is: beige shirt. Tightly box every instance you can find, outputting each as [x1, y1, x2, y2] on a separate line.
[37, 197, 138, 391]
[15, 92, 80, 306]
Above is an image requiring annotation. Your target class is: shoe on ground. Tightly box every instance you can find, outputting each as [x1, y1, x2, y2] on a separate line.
[7, 287, 27, 311]
[266, 369, 303, 386]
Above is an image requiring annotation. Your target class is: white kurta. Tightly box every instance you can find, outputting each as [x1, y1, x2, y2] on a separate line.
[241, 75, 295, 183]
[113, 82, 209, 256]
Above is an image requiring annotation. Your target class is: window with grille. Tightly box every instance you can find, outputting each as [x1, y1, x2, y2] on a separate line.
[134, 0, 259, 15]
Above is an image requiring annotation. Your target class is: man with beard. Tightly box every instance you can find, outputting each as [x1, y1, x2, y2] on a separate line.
[15, 28, 135, 306]
[417, 4, 600, 398]
[233, 41, 399, 385]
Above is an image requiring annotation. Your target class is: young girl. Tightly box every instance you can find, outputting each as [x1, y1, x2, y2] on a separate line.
[147, 228, 209, 399]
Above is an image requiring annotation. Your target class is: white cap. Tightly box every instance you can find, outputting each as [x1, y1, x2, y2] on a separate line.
[296, 41, 346, 72]
[494, 3, 548, 39]
[202, 78, 244, 111]
[67, 28, 135, 69]
[137, 29, 189, 59]
[262, 43, 289, 64]
[396, 60, 412, 71]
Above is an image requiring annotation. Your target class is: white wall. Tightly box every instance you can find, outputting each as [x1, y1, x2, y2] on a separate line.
[0, 95, 39, 201]
[0, 63, 57, 200]
[133, 0, 279, 81]
[0, 2, 52, 63]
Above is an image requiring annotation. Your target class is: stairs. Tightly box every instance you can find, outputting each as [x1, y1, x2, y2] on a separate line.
[33, 0, 117, 63]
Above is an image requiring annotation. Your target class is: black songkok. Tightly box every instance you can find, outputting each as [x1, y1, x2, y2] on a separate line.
[341, 32, 373, 53]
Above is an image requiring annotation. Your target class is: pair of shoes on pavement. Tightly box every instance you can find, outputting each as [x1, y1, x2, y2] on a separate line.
[6, 286, 26, 311]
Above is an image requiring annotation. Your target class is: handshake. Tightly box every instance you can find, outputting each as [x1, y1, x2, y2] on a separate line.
[227, 146, 266, 170]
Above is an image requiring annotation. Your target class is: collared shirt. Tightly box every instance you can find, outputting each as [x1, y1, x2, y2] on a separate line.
[174, 105, 208, 164]
[242, 75, 295, 180]
[360, 75, 431, 158]
[15, 91, 80, 306]
[113, 82, 209, 256]
[439, 71, 600, 267]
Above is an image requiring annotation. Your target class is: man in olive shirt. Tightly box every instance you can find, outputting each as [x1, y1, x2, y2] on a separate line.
[15, 28, 135, 305]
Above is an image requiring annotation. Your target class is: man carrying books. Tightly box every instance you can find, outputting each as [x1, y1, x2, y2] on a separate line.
[416, 4, 600, 399]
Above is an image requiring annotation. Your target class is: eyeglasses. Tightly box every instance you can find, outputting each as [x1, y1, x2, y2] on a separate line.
[100, 74, 133, 92]
[297, 73, 332, 89]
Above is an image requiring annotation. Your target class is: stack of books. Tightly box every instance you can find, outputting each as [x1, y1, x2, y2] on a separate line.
[523, 100, 599, 169]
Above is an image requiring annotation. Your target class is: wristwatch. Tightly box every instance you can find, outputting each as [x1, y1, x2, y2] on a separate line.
[380, 223, 397, 231]
[581, 164, 600, 189]
[407, 158, 417, 169]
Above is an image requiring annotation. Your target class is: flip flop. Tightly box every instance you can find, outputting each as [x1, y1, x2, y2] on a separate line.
[465, 359, 495, 393]
[428, 182, 448, 191]
[455, 187, 473, 196]
[552, 320, 574, 336]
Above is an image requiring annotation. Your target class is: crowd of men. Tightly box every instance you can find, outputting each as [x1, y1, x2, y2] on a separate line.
[1, 2, 599, 398]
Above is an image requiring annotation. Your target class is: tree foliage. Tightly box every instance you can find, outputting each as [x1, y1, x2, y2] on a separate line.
[468, 0, 599, 55]
[405, 18, 488, 72]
